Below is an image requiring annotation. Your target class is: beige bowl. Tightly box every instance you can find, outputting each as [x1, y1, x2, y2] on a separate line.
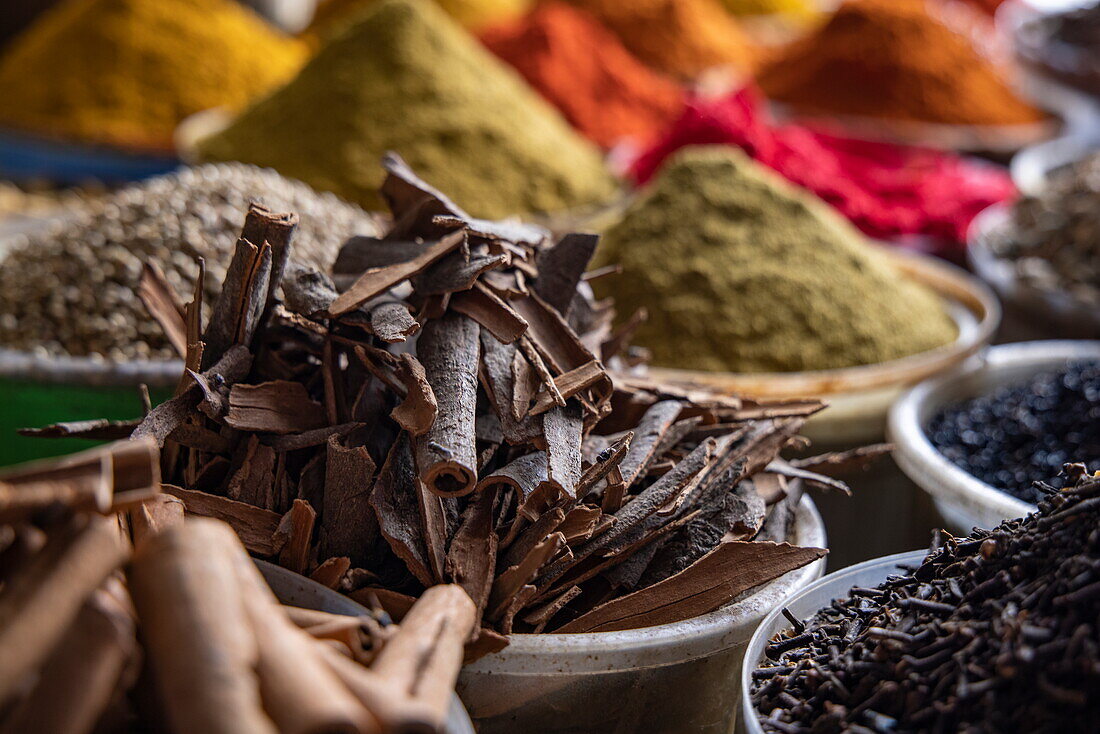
[647, 248, 1001, 445]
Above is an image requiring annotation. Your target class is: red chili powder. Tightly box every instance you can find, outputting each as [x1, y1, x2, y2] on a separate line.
[628, 87, 1016, 258]
[481, 3, 685, 149]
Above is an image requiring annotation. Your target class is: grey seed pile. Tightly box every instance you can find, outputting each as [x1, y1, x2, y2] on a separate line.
[0, 163, 380, 361]
[990, 152, 1100, 309]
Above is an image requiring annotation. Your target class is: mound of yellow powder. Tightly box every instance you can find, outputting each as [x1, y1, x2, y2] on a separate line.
[0, 0, 307, 150]
[200, 0, 615, 218]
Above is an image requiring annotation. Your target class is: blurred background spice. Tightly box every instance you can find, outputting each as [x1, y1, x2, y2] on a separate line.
[759, 0, 1043, 126]
[928, 361, 1100, 503]
[628, 87, 1016, 258]
[562, 0, 758, 79]
[594, 147, 957, 374]
[481, 3, 685, 149]
[199, 0, 615, 218]
[308, 0, 529, 33]
[716, 0, 817, 20]
[0, 0, 307, 150]
[0, 163, 375, 360]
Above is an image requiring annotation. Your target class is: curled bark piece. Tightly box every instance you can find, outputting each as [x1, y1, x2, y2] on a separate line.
[390, 354, 437, 437]
[415, 313, 479, 497]
[369, 301, 419, 343]
[475, 451, 548, 520]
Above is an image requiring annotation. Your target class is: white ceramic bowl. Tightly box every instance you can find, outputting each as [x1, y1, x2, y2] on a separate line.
[458, 496, 827, 734]
[257, 560, 476, 734]
[887, 340, 1100, 532]
[739, 550, 927, 734]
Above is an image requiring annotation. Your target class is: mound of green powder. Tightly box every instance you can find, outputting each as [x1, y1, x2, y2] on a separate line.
[595, 147, 957, 373]
[197, 0, 616, 219]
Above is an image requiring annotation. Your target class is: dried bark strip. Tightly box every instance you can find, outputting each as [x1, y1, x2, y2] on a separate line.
[488, 532, 567, 622]
[138, 262, 187, 356]
[451, 282, 528, 345]
[510, 292, 597, 375]
[617, 400, 683, 489]
[370, 435, 433, 587]
[557, 541, 827, 633]
[445, 487, 499, 624]
[390, 354, 437, 437]
[225, 381, 327, 435]
[162, 485, 283, 556]
[276, 499, 316, 575]
[412, 251, 509, 296]
[534, 233, 598, 316]
[528, 360, 607, 416]
[542, 402, 583, 500]
[329, 230, 465, 316]
[319, 436, 378, 566]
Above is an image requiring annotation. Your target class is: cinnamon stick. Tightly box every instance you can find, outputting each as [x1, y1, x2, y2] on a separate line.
[0, 514, 129, 704]
[414, 312, 480, 497]
[127, 519, 274, 734]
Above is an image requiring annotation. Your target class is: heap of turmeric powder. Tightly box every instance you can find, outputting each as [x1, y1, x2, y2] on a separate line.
[564, 0, 758, 79]
[0, 0, 307, 150]
[758, 0, 1042, 126]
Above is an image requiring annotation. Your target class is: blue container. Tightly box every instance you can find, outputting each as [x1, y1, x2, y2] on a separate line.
[0, 127, 179, 184]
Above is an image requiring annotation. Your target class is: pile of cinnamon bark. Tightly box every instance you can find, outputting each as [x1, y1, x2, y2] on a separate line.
[0, 440, 475, 734]
[28, 155, 847, 652]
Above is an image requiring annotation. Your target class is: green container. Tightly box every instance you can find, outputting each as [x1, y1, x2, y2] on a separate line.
[0, 349, 179, 466]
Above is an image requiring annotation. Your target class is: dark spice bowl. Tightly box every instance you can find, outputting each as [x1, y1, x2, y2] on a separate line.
[887, 340, 1100, 532]
[739, 549, 925, 734]
[648, 247, 1000, 446]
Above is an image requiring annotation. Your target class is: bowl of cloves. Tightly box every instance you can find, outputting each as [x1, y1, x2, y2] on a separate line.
[743, 465, 1100, 733]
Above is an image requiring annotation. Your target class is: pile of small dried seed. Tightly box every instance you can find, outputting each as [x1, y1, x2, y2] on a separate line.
[0, 163, 378, 361]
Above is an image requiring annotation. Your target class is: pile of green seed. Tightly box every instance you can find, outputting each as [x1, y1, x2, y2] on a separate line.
[0, 163, 377, 361]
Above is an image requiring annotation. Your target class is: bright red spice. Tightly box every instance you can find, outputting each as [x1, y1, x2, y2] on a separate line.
[628, 87, 1016, 257]
[481, 2, 685, 149]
